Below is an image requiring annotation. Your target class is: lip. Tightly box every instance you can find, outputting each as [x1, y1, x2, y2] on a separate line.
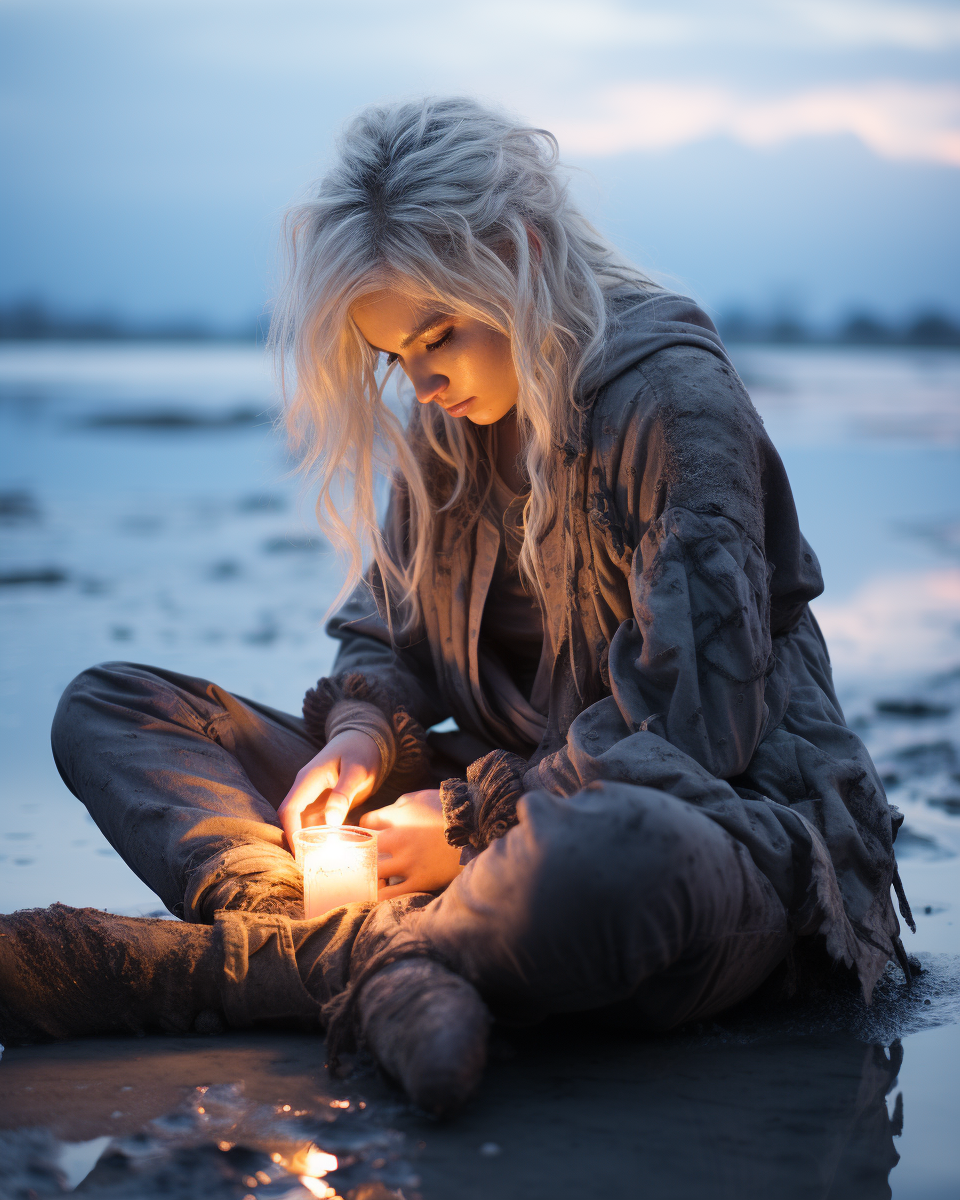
[441, 397, 474, 418]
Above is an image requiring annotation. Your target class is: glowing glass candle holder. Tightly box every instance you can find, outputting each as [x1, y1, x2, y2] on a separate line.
[293, 826, 378, 918]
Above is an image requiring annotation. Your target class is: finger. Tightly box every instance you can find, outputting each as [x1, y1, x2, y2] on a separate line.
[377, 878, 415, 900]
[280, 760, 339, 818]
[358, 806, 393, 831]
[337, 760, 375, 803]
[322, 790, 351, 828]
[323, 762, 378, 827]
[372, 826, 401, 857]
[279, 763, 339, 846]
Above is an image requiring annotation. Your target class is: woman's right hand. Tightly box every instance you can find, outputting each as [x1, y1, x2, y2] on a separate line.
[277, 730, 382, 852]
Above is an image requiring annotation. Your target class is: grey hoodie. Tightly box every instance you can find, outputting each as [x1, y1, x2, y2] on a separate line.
[312, 292, 907, 1000]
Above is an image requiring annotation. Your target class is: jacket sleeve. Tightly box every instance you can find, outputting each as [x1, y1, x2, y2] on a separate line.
[541, 347, 815, 789]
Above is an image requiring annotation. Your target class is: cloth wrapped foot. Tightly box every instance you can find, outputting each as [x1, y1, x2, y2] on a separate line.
[354, 958, 491, 1117]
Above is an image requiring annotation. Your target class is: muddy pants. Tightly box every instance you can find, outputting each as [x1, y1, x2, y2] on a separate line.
[51, 661, 792, 1029]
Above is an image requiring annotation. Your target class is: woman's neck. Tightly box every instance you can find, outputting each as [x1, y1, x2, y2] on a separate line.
[493, 408, 526, 495]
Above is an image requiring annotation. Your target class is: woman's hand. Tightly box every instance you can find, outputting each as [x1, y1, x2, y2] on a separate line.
[359, 789, 462, 899]
[278, 730, 381, 851]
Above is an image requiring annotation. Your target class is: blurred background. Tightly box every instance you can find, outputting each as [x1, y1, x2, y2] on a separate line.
[2, 0, 960, 338]
[1, 0, 958, 904]
[0, 7, 957, 892]
[0, 4, 959, 1192]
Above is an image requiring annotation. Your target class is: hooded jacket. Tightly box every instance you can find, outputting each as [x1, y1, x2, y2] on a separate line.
[304, 292, 909, 1001]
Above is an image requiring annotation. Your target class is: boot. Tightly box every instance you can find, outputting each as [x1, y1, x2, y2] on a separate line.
[0, 903, 224, 1042]
[355, 958, 490, 1118]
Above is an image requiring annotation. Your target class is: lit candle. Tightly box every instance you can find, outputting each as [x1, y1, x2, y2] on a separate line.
[293, 826, 378, 918]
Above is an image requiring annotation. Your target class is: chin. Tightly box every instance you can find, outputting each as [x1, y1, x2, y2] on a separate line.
[466, 402, 517, 426]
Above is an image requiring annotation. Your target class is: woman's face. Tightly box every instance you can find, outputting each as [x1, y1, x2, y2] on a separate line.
[350, 288, 519, 425]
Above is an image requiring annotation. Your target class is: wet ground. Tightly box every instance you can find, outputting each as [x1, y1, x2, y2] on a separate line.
[0, 342, 958, 1197]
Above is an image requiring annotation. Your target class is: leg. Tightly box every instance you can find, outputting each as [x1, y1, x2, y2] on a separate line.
[51, 661, 317, 921]
[412, 781, 792, 1027]
[0, 895, 488, 1116]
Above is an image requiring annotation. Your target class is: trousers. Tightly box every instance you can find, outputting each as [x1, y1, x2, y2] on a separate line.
[51, 661, 793, 1030]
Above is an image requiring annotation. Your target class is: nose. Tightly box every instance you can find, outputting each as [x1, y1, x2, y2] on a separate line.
[407, 363, 448, 405]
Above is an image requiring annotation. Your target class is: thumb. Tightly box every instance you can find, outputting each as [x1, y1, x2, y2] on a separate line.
[323, 790, 351, 828]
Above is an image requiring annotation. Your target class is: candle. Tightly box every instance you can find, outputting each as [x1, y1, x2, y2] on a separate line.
[293, 826, 378, 918]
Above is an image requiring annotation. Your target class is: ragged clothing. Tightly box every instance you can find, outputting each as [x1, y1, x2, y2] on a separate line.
[309, 291, 908, 1000]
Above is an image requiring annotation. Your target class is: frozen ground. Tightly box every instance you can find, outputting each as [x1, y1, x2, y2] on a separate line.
[0, 342, 958, 1197]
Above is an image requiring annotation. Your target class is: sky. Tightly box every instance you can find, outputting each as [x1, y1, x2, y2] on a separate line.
[1, 0, 959, 327]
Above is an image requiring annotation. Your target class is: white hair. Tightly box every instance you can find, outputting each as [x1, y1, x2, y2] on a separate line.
[271, 96, 655, 629]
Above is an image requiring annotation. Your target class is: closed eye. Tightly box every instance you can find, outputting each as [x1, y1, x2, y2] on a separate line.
[425, 328, 453, 352]
[382, 326, 452, 367]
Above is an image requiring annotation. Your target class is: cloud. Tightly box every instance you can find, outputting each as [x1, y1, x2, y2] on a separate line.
[19, 0, 960, 53]
[790, 0, 960, 50]
[812, 568, 960, 680]
[543, 80, 960, 166]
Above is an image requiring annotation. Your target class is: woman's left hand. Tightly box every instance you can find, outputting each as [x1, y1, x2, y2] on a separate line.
[358, 789, 463, 899]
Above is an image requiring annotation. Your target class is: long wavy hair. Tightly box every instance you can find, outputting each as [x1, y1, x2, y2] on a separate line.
[272, 96, 654, 630]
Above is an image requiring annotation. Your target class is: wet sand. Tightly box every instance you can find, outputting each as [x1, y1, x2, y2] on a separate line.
[1, 342, 958, 1197]
[2, 955, 959, 1198]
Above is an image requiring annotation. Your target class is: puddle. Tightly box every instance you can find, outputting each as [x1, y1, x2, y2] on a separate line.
[0, 1081, 413, 1199]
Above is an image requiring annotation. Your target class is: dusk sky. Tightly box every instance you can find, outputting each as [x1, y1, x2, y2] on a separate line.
[2, 0, 959, 327]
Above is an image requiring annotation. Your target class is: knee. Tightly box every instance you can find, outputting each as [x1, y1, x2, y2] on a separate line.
[52, 662, 156, 751]
[516, 781, 728, 909]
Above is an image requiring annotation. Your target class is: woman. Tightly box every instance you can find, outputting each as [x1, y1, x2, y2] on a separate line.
[0, 98, 911, 1117]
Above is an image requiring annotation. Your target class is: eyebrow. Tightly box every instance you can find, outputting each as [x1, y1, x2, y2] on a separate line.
[399, 310, 452, 351]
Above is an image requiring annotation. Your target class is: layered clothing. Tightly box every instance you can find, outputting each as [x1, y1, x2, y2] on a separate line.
[317, 292, 908, 999]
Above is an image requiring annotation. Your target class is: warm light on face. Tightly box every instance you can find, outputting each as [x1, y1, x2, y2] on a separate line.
[350, 288, 519, 426]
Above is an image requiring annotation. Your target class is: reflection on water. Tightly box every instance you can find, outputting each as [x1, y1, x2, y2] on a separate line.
[0, 1034, 910, 1199]
[0, 1081, 412, 1199]
[423, 985, 956, 1200]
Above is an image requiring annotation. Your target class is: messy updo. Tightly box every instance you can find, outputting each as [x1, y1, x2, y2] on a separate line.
[271, 95, 653, 627]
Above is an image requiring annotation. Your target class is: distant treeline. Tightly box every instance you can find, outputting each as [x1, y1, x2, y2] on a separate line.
[718, 308, 960, 347]
[1, 297, 959, 348]
[0, 300, 264, 343]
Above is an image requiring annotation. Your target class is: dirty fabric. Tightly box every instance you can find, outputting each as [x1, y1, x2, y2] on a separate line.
[52, 662, 313, 922]
[41, 663, 793, 1032]
[225, 780, 792, 1031]
[323, 291, 902, 999]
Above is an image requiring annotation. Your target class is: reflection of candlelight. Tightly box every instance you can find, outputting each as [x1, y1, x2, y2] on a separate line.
[273, 1142, 339, 1198]
[293, 826, 378, 918]
[299, 1178, 337, 1199]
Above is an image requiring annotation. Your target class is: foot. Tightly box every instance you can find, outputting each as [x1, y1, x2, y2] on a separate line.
[357, 958, 490, 1117]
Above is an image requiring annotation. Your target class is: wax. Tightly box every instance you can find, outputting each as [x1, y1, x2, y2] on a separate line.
[294, 826, 378, 918]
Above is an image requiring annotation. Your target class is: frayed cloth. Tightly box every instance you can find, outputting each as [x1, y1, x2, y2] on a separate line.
[184, 844, 304, 924]
[440, 749, 527, 860]
[302, 672, 431, 789]
[320, 938, 464, 1075]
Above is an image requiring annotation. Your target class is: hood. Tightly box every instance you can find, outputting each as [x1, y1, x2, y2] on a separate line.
[588, 290, 732, 394]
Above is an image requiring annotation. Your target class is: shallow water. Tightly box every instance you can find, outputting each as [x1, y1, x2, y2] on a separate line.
[0, 342, 958, 1197]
